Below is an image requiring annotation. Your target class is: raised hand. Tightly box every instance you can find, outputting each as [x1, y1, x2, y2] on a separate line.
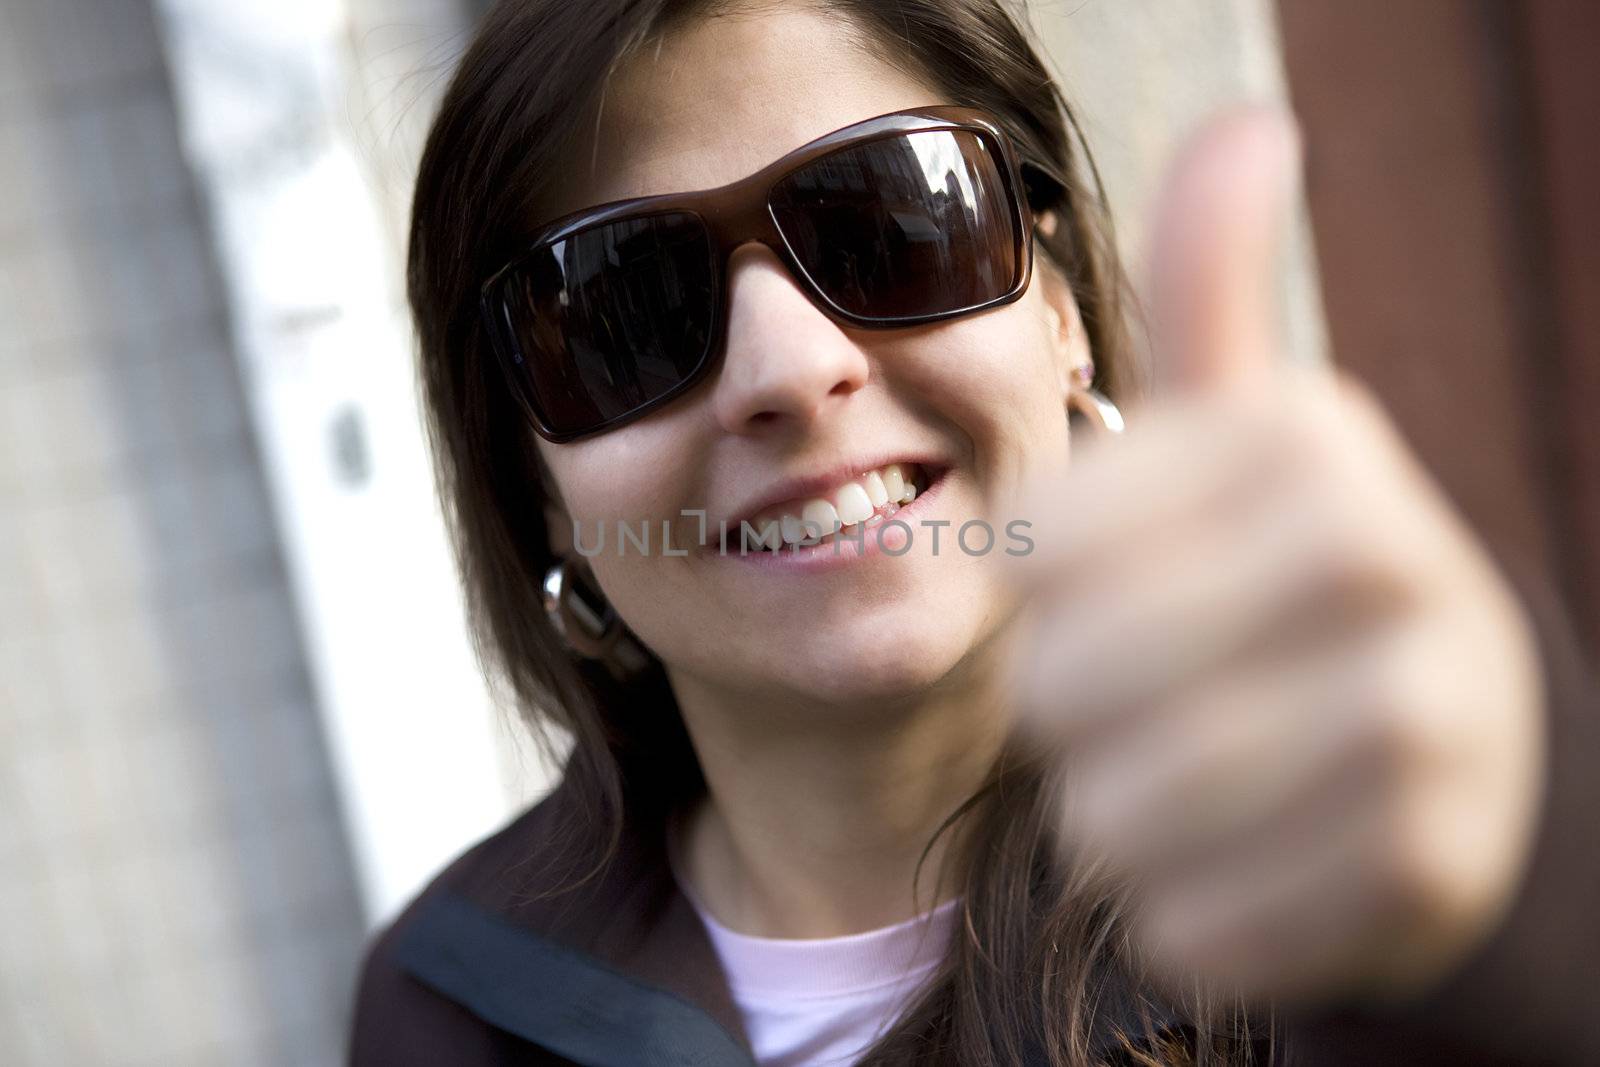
[1003, 106, 1547, 1007]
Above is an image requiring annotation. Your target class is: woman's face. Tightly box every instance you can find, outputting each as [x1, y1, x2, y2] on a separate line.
[535, 5, 1089, 708]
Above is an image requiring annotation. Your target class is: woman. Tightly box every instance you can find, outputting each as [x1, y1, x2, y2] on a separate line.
[350, 1, 1596, 1064]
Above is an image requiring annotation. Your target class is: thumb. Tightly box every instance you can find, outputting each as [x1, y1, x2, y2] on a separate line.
[1146, 104, 1302, 397]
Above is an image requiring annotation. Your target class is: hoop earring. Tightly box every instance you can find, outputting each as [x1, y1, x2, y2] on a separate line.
[542, 558, 650, 678]
[1066, 364, 1125, 437]
[1067, 385, 1125, 435]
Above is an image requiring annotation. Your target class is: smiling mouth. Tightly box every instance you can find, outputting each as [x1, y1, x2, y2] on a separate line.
[721, 462, 938, 554]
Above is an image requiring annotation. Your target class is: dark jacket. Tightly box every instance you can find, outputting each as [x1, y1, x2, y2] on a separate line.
[348, 558, 1597, 1066]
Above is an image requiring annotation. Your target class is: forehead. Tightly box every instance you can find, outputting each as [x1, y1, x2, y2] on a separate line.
[542, 6, 943, 217]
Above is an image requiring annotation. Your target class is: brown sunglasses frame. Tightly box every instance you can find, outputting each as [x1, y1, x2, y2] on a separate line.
[480, 104, 1038, 443]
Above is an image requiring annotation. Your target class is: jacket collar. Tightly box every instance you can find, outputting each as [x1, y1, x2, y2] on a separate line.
[390, 765, 756, 1065]
[388, 760, 1184, 1065]
[392, 890, 756, 1066]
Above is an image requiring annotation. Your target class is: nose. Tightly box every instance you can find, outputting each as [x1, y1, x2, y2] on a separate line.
[709, 243, 870, 436]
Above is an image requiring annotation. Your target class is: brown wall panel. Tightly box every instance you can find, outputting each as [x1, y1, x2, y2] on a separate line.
[1277, 0, 1596, 643]
[1518, 0, 1600, 640]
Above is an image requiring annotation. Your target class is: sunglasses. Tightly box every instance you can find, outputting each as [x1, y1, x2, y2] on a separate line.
[480, 105, 1040, 443]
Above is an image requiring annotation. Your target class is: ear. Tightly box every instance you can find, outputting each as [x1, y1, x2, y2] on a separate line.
[1033, 227, 1094, 404]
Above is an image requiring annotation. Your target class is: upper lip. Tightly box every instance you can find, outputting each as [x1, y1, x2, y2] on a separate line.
[707, 453, 947, 547]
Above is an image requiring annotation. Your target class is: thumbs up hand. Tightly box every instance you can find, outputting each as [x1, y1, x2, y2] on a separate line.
[1004, 108, 1546, 1007]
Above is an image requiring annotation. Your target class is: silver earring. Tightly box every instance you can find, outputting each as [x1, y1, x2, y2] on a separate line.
[542, 558, 650, 677]
[1066, 366, 1125, 435]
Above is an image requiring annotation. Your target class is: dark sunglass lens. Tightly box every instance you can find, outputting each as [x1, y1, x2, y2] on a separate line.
[769, 129, 1020, 320]
[492, 211, 716, 437]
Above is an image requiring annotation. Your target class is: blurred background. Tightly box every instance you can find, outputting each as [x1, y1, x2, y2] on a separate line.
[4, 0, 1592, 1064]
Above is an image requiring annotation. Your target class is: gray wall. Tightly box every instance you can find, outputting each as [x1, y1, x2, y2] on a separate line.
[1035, 0, 1327, 376]
[0, 1, 365, 1063]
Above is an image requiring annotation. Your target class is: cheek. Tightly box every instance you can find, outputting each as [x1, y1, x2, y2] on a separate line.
[888, 301, 1073, 488]
[922, 299, 1062, 412]
[542, 426, 693, 530]
[538, 429, 701, 609]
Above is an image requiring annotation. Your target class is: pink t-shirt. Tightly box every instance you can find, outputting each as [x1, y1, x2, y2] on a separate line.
[667, 841, 960, 1067]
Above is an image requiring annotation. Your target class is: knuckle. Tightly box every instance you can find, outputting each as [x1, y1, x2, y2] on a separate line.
[1262, 371, 1401, 496]
[1265, 382, 1348, 476]
[1294, 490, 1416, 618]
[1329, 369, 1381, 417]
[1301, 503, 1388, 598]
[1355, 637, 1443, 777]
[1332, 372, 1400, 445]
[1373, 794, 1452, 922]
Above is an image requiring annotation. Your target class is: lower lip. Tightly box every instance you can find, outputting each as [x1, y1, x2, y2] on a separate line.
[701, 469, 950, 573]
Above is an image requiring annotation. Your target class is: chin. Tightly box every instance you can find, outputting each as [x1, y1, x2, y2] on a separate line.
[749, 600, 993, 709]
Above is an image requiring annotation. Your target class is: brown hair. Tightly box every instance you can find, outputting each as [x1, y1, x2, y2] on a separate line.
[408, 1, 1257, 1063]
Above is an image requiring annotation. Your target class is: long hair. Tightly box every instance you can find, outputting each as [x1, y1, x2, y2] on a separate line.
[407, 1, 1255, 1063]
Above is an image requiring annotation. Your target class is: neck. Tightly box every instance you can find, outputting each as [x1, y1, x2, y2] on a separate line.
[666, 636, 1016, 940]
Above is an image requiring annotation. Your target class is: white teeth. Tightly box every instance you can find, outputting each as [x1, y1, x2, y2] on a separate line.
[862, 471, 889, 508]
[881, 465, 906, 502]
[834, 482, 874, 526]
[801, 499, 839, 540]
[741, 462, 930, 551]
